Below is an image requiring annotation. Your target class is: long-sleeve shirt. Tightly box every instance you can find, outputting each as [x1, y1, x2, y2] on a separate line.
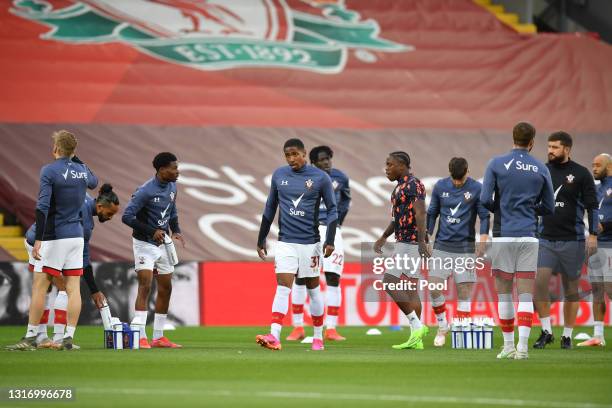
[318, 168, 350, 225]
[122, 176, 180, 245]
[35, 157, 97, 241]
[598, 176, 612, 242]
[539, 160, 599, 241]
[262, 164, 337, 245]
[427, 177, 489, 251]
[27, 194, 96, 265]
[480, 148, 555, 238]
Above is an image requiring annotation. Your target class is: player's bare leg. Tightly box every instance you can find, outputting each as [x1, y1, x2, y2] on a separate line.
[132, 269, 153, 349]
[580, 282, 607, 346]
[534, 267, 554, 349]
[560, 274, 580, 349]
[384, 274, 428, 350]
[6, 272, 52, 351]
[151, 273, 181, 348]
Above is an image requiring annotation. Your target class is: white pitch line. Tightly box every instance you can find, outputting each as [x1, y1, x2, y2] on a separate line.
[77, 387, 612, 408]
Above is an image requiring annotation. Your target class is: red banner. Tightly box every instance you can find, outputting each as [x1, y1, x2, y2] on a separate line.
[199, 262, 611, 326]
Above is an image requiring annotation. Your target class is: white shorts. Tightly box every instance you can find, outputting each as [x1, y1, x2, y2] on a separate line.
[428, 249, 476, 284]
[319, 225, 344, 275]
[34, 237, 84, 276]
[588, 246, 612, 283]
[490, 237, 538, 280]
[24, 240, 35, 272]
[384, 242, 422, 280]
[274, 241, 322, 278]
[133, 238, 174, 275]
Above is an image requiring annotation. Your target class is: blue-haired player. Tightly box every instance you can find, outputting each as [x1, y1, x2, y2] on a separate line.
[427, 157, 490, 347]
[256, 138, 338, 351]
[6, 130, 97, 351]
[288, 145, 351, 342]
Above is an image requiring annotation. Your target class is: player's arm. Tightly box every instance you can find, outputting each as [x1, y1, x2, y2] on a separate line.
[337, 175, 351, 226]
[535, 167, 555, 216]
[480, 160, 496, 212]
[476, 191, 490, 257]
[321, 174, 338, 257]
[581, 169, 599, 257]
[257, 176, 279, 260]
[33, 167, 52, 260]
[413, 184, 431, 258]
[169, 191, 185, 248]
[426, 182, 440, 236]
[121, 188, 159, 240]
[374, 222, 395, 254]
[72, 155, 98, 190]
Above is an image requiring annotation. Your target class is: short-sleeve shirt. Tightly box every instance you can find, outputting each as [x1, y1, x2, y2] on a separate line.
[391, 174, 426, 243]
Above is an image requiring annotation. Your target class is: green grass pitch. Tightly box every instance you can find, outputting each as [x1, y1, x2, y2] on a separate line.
[1, 326, 611, 408]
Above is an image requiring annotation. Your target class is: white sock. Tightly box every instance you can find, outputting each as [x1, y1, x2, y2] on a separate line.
[153, 313, 167, 340]
[37, 292, 52, 339]
[292, 283, 307, 327]
[271, 285, 291, 341]
[563, 327, 573, 338]
[498, 293, 515, 348]
[308, 287, 324, 340]
[53, 324, 65, 342]
[517, 293, 533, 353]
[431, 294, 447, 328]
[26, 324, 38, 338]
[540, 316, 552, 334]
[457, 300, 471, 316]
[325, 285, 341, 329]
[53, 290, 68, 342]
[100, 305, 112, 330]
[594, 321, 604, 338]
[64, 325, 76, 339]
[407, 311, 423, 331]
[131, 310, 148, 339]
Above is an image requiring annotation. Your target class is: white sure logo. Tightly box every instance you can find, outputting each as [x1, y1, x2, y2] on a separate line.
[449, 201, 462, 216]
[554, 185, 564, 208]
[290, 194, 305, 217]
[160, 203, 171, 219]
[62, 168, 70, 180]
[291, 194, 304, 209]
[503, 158, 515, 170]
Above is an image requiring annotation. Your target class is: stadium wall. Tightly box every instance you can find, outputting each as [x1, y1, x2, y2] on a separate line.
[1, 262, 608, 327]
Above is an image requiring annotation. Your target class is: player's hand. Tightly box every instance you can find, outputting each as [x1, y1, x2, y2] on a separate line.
[91, 291, 107, 309]
[324, 244, 334, 258]
[32, 240, 42, 260]
[475, 236, 489, 258]
[374, 237, 386, 254]
[598, 223, 604, 234]
[152, 229, 166, 244]
[586, 235, 598, 259]
[172, 233, 186, 248]
[418, 241, 431, 258]
[257, 245, 267, 261]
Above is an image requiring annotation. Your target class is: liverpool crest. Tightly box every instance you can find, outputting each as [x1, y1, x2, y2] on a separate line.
[11, 0, 412, 74]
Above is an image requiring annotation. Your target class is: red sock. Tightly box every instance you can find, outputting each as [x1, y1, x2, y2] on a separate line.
[39, 309, 50, 325]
